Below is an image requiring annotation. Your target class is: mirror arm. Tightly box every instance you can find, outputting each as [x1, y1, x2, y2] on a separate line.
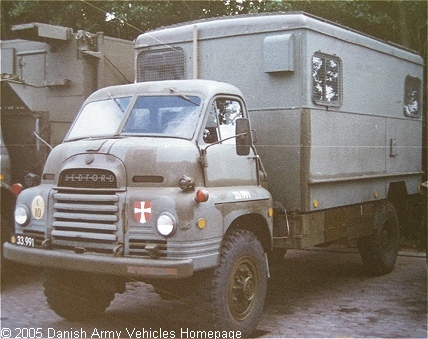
[251, 151, 268, 181]
[203, 132, 247, 153]
[199, 132, 247, 168]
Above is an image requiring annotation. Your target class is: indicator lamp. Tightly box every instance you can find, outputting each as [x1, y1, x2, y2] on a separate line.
[11, 183, 23, 196]
[195, 189, 209, 203]
[197, 218, 207, 229]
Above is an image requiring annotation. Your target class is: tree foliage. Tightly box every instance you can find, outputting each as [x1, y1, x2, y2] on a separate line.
[1, 1, 426, 57]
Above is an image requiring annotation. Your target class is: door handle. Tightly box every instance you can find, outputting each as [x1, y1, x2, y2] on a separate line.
[390, 138, 397, 157]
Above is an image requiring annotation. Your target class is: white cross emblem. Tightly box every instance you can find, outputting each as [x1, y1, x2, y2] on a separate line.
[134, 201, 152, 223]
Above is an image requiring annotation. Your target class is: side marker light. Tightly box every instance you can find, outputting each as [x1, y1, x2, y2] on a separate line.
[11, 183, 23, 196]
[195, 189, 209, 203]
[197, 218, 207, 229]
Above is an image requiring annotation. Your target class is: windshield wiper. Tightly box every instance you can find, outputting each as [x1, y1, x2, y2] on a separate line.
[169, 87, 200, 106]
[108, 92, 126, 113]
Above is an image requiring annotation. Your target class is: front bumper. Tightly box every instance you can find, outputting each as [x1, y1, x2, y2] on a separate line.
[3, 242, 194, 279]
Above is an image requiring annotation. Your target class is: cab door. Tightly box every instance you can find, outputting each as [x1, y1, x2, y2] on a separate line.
[200, 96, 258, 187]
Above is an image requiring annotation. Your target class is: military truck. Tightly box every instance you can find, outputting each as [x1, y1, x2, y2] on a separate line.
[4, 13, 424, 337]
[1, 23, 133, 255]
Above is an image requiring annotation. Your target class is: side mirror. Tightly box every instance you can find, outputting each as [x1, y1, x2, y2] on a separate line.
[236, 118, 252, 156]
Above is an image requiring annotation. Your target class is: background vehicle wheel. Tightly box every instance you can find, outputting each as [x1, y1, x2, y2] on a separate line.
[202, 230, 268, 337]
[357, 201, 400, 276]
[43, 269, 115, 320]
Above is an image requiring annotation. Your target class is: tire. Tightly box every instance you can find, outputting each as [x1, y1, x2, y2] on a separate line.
[200, 230, 268, 337]
[357, 201, 400, 276]
[43, 269, 115, 320]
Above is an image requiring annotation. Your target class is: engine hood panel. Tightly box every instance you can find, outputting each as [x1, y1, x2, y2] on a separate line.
[43, 137, 203, 188]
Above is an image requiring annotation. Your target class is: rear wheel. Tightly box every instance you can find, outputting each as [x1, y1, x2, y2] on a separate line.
[43, 269, 115, 320]
[357, 201, 400, 276]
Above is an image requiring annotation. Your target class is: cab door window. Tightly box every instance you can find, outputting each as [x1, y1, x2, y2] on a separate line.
[203, 98, 243, 144]
[201, 97, 257, 187]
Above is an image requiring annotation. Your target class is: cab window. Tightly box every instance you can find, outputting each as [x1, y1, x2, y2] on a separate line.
[203, 98, 243, 144]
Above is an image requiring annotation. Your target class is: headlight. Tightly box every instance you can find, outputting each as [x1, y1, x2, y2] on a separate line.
[156, 212, 177, 237]
[15, 205, 30, 226]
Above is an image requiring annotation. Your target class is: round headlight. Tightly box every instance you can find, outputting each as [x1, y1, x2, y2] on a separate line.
[156, 213, 177, 237]
[15, 205, 30, 226]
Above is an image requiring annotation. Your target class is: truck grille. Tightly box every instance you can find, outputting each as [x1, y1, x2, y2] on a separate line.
[51, 191, 119, 253]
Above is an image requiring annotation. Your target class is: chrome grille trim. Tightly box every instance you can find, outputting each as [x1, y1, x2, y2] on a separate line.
[53, 211, 118, 222]
[52, 191, 120, 253]
[52, 221, 117, 231]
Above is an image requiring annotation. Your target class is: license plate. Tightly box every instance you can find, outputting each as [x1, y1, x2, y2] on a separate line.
[15, 235, 35, 248]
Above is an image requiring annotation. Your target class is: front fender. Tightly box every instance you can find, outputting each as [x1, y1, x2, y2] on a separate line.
[216, 188, 273, 251]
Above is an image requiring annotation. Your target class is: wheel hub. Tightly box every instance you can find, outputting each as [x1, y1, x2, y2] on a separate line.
[242, 276, 255, 301]
[229, 258, 258, 320]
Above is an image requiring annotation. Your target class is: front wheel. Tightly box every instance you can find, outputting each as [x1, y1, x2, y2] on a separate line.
[202, 230, 268, 337]
[357, 201, 400, 276]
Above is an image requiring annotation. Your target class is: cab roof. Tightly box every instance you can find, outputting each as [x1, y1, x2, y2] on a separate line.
[85, 79, 244, 103]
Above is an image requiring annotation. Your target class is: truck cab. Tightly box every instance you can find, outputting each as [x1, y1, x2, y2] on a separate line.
[5, 79, 272, 336]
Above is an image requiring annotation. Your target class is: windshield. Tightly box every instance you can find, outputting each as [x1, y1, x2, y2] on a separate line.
[122, 95, 201, 139]
[67, 97, 132, 141]
[66, 95, 201, 141]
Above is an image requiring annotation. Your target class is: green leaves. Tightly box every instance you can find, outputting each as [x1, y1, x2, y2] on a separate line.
[2, 1, 426, 55]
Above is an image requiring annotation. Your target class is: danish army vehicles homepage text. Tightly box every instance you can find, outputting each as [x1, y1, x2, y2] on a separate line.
[4, 13, 424, 336]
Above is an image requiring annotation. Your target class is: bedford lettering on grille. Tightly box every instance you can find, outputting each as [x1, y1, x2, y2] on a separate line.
[59, 169, 117, 188]
[65, 173, 115, 182]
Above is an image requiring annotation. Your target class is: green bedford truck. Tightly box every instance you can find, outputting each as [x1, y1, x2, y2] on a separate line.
[4, 79, 273, 337]
[4, 13, 424, 337]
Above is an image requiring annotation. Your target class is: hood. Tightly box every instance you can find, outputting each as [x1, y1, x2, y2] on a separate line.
[43, 137, 203, 188]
